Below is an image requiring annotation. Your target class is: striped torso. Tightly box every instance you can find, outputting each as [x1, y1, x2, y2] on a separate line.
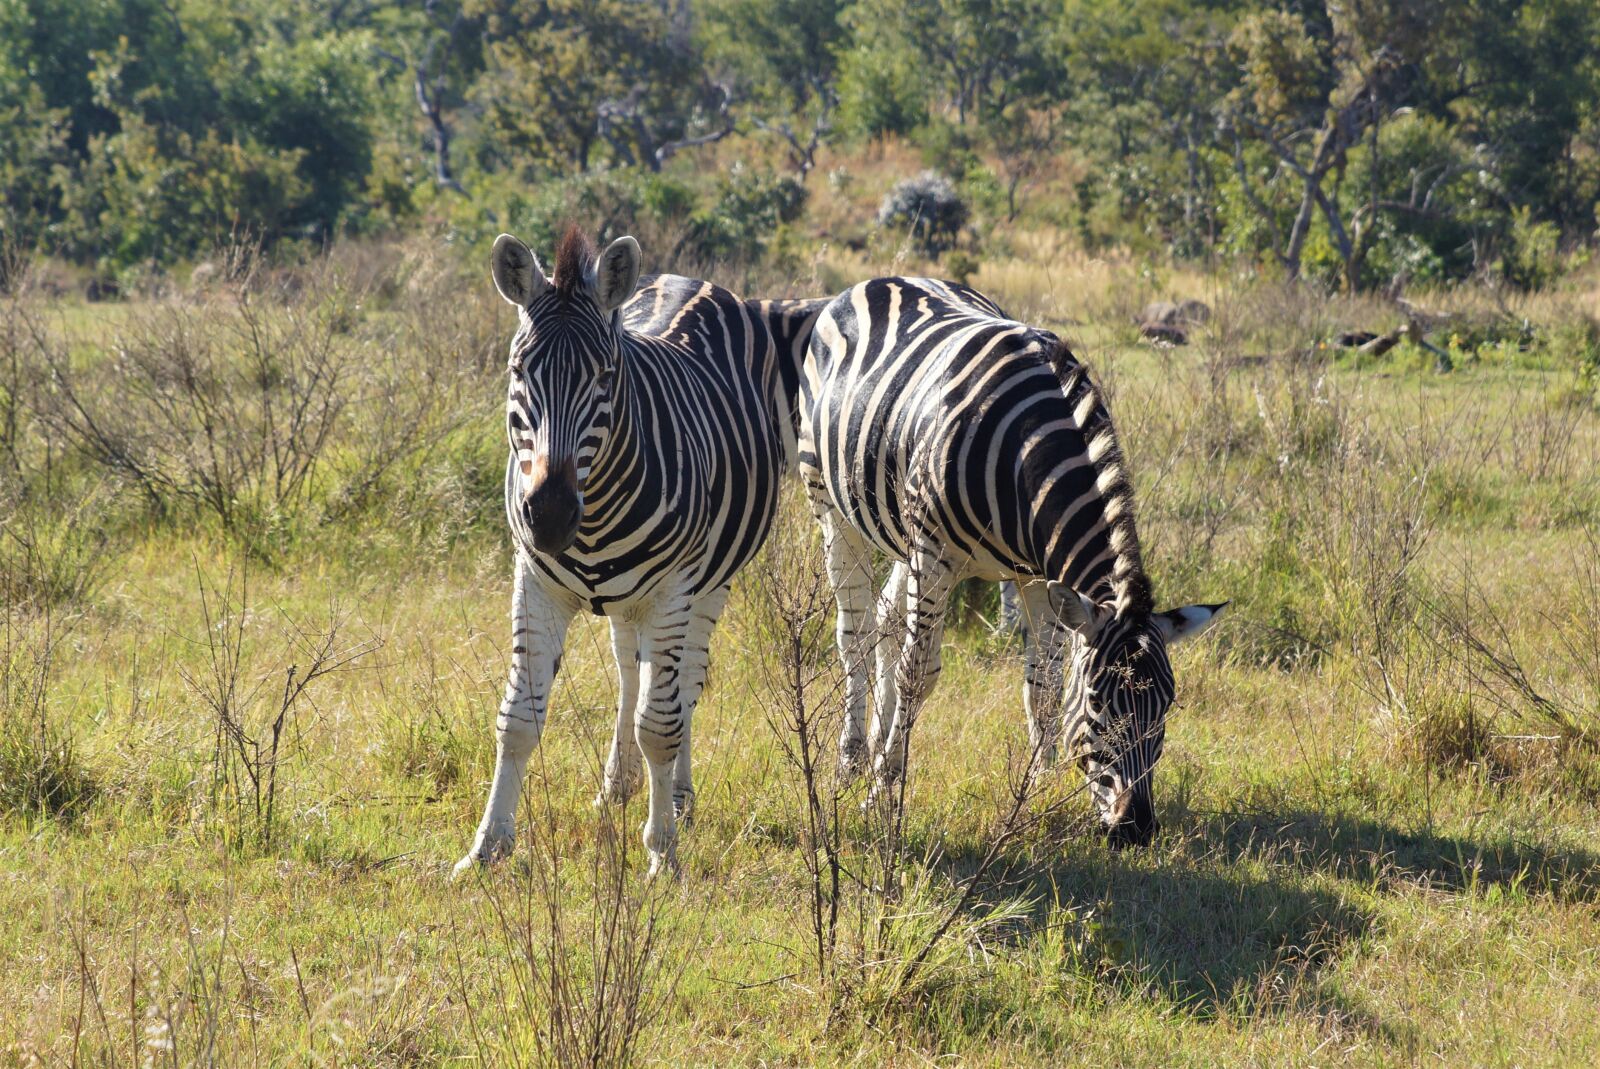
[511, 274, 788, 613]
[800, 276, 1143, 605]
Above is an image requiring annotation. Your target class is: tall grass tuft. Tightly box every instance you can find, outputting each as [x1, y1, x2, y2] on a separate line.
[456, 753, 678, 1069]
[0, 614, 97, 822]
[182, 564, 378, 852]
[735, 491, 1103, 1030]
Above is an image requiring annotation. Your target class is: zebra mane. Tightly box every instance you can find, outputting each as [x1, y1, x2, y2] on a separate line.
[1046, 339, 1154, 617]
[552, 224, 597, 297]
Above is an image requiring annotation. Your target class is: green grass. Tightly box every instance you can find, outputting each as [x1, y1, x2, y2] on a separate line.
[3, 253, 1600, 1066]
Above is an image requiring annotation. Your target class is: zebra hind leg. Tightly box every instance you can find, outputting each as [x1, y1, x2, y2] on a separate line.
[1019, 580, 1070, 770]
[668, 585, 730, 826]
[869, 561, 909, 766]
[815, 506, 876, 779]
[872, 541, 959, 800]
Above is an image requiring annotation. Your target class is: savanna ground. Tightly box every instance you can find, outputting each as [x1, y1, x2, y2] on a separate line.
[3, 209, 1600, 1066]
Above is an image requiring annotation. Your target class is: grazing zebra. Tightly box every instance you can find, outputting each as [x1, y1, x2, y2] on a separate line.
[457, 227, 817, 879]
[800, 277, 1224, 848]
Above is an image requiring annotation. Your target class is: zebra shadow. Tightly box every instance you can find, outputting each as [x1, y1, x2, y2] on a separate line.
[1184, 805, 1600, 906]
[922, 800, 1598, 1042]
[911, 810, 1391, 1037]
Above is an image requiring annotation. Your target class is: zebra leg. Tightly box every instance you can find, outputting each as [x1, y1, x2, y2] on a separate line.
[997, 580, 1024, 635]
[636, 595, 695, 879]
[1019, 580, 1070, 768]
[670, 585, 730, 826]
[816, 506, 876, 779]
[595, 619, 643, 807]
[455, 558, 575, 876]
[873, 543, 959, 792]
[868, 561, 909, 764]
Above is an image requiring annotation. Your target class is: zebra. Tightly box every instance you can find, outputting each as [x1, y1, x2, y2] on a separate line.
[456, 227, 820, 879]
[799, 276, 1224, 848]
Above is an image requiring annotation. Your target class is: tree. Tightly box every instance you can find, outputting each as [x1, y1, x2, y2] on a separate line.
[842, 0, 1059, 126]
[1060, 0, 1237, 254]
[470, 0, 726, 175]
[1417, 0, 1600, 241]
[701, 0, 848, 179]
[368, 0, 483, 197]
[1220, 5, 1413, 288]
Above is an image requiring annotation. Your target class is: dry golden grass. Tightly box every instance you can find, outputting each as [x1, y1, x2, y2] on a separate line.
[2, 232, 1598, 1066]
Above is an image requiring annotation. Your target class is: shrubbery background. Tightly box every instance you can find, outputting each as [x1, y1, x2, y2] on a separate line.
[3, 0, 1597, 291]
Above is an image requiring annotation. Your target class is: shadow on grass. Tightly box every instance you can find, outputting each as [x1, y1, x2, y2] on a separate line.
[923, 799, 1598, 1048]
[1188, 805, 1600, 904]
[920, 813, 1389, 1038]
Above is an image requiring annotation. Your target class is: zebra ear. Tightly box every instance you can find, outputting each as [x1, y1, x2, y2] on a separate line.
[594, 236, 642, 312]
[1152, 602, 1227, 646]
[491, 233, 549, 308]
[1046, 581, 1105, 640]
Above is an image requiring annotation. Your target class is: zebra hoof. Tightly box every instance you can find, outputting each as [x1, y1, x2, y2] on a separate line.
[863, 775, 902, 812]
[672, 788, 696, 826]
[860, 754, 905, 806]
[837, 740, 869, 780]
[595, 775, 640, 809]
[645, 843, 681, 882]
[452, 827, 513, 879]
[597, 762, 643, 806]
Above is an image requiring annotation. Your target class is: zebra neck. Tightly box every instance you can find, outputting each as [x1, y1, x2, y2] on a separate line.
[1034, 358, 1155, 617]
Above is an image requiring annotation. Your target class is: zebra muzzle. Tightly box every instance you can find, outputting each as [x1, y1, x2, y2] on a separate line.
[522, 456, 581, 554]
[1104, 788, 1159, 851]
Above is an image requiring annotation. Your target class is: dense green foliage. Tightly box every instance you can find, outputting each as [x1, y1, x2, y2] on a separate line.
[2, 0, 1597, 288]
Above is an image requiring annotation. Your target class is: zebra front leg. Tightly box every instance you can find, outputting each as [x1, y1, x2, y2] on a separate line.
[636, 597, 695, 879]
[816, 507, 876, 779]
[1019, 580, 1070, 769]
[872, 544, 958, 796]
[595, 619, 643, 808]
[455, 559, 575, 875]
[670, 585, 730, 826]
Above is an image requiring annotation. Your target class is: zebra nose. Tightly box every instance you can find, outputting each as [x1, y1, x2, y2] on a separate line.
[521, 460, 580, 554]
[1105, 791, 1158, 851]
[1106, 816, 1159, 851]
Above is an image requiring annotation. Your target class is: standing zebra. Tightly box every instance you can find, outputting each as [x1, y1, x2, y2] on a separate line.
[457, 227, 815, 878]
[800, 277, 1224, 848]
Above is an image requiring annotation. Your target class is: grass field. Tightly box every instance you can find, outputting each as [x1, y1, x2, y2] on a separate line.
[3, 241, 1599, 1066]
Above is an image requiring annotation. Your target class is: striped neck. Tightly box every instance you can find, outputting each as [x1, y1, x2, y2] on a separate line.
[1036, 347, 1154, 617]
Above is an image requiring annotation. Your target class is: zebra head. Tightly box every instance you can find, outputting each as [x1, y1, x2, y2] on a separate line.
[1049, 583, 1225, 850]
[491, 228, 642, 555]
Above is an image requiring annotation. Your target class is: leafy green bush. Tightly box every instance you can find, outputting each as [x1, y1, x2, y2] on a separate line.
[878, 171, 968, 255]
[836, 42, 926, 139]
[62, 117, 310, 272]
[686, 166, 807, 264]
[1498, 206, 1564, 290]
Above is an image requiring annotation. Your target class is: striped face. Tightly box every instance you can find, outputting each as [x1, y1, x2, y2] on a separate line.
[490, 231, 641, 556]
[1065, 620, 1177, 849]
[1053, 585, 1224, 850]
[504, 296, 617, 554]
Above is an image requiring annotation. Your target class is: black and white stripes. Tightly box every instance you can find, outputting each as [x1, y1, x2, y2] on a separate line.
[455, 236, 1219, 870]
[799, 276, 1224, 847]
[457, 227, 802, 878]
